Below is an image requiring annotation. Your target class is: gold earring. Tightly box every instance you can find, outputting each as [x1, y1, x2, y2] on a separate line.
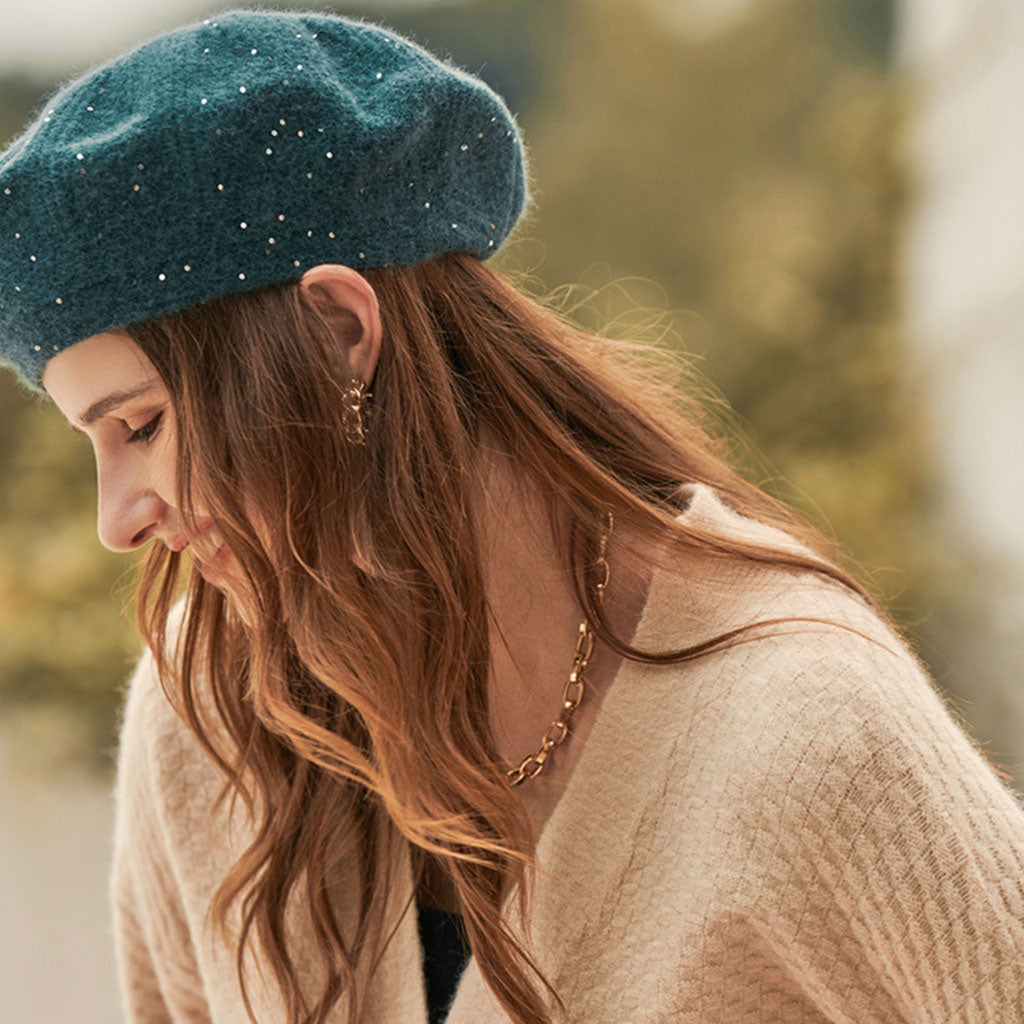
[342, 376, 371, 446]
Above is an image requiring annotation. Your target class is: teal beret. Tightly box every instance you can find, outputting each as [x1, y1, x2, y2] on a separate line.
[0, 8, 529, 389]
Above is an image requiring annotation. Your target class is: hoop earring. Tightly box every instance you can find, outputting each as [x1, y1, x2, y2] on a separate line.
[342, 376, 371, 446]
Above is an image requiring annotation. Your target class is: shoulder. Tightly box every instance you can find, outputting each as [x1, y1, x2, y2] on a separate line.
[623, 493, 1024, 1019]
[632, 484, 1023, 814]
[640, 482, 918, 690]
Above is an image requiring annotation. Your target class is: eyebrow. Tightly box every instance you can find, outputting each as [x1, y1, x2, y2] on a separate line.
[72, 378, 164, 430]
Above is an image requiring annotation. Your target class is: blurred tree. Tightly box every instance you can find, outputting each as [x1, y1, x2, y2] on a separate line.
[0, 371, 140, 769]
[505, 0, 938, 617]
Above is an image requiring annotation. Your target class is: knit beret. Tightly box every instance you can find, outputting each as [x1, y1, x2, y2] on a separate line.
[0, 8, 529, 389]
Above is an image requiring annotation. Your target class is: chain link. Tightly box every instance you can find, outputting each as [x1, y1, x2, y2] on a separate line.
[507, 511, 614, 786]
[342, 376, 371, 446]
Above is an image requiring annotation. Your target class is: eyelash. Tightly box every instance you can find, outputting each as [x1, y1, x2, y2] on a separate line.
[127, 411, 164, 445]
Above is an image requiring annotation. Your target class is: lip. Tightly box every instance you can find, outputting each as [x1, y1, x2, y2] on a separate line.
[165, 520, 231, 581]
[165, 518, 216, 555]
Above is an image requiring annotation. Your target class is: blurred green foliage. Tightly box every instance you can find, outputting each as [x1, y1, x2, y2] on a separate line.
[0, 374, 141, 768]
[0, 0, 948, 773]
[512, 0, 935, 603]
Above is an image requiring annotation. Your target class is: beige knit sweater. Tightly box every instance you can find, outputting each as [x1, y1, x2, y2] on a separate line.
[111, 484, 1024, 1022]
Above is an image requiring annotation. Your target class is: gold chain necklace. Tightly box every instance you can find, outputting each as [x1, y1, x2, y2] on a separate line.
[506, 511, 614, 786]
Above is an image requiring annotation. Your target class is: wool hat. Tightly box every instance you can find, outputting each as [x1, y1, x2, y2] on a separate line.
[0, 8, 529, 390]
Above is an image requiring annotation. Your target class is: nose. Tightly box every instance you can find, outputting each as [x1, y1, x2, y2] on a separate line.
[95, 460, 173, 553]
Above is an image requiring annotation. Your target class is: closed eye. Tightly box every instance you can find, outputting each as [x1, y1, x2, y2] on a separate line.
[127, 411, 164, 445]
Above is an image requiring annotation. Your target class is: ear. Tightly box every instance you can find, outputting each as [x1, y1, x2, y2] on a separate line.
[297, 264, 382, 385]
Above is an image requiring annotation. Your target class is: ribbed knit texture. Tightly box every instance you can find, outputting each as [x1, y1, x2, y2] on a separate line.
[110, 484, 1024, 1022]
[0, 8, 528, 389]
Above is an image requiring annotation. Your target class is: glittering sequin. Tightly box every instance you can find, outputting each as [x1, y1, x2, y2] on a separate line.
[0, 11, 524, 382]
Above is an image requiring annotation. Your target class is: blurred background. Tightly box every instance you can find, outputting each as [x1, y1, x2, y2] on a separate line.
[1, 0, 1022, 1019]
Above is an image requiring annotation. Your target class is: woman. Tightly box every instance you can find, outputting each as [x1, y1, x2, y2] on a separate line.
[2, 9, 1022, 1024]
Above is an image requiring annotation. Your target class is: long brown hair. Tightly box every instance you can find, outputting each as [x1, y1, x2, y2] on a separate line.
[126, 251, 881, 1023]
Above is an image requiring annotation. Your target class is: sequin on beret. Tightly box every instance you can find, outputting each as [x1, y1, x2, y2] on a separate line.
[0, 8, 529, 389]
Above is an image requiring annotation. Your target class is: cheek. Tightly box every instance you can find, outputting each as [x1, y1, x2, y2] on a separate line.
[153, 421, 180, 503]
[155, 453, 177, 501]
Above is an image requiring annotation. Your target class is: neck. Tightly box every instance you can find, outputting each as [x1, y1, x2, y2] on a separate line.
[473, 450, 654, 822]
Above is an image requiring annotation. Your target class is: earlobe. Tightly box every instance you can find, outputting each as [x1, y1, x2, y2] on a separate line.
[298, 263, 382, 385]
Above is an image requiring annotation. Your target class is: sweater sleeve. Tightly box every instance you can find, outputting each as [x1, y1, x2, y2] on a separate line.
[110, 648, 214, 1024]
[736, 631, 1024, 1023]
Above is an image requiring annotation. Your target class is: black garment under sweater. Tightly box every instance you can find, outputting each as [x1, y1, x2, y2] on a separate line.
[417, 900, 472, 1024]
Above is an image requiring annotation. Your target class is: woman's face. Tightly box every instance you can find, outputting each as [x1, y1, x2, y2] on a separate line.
[42, 330, 234, 585]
